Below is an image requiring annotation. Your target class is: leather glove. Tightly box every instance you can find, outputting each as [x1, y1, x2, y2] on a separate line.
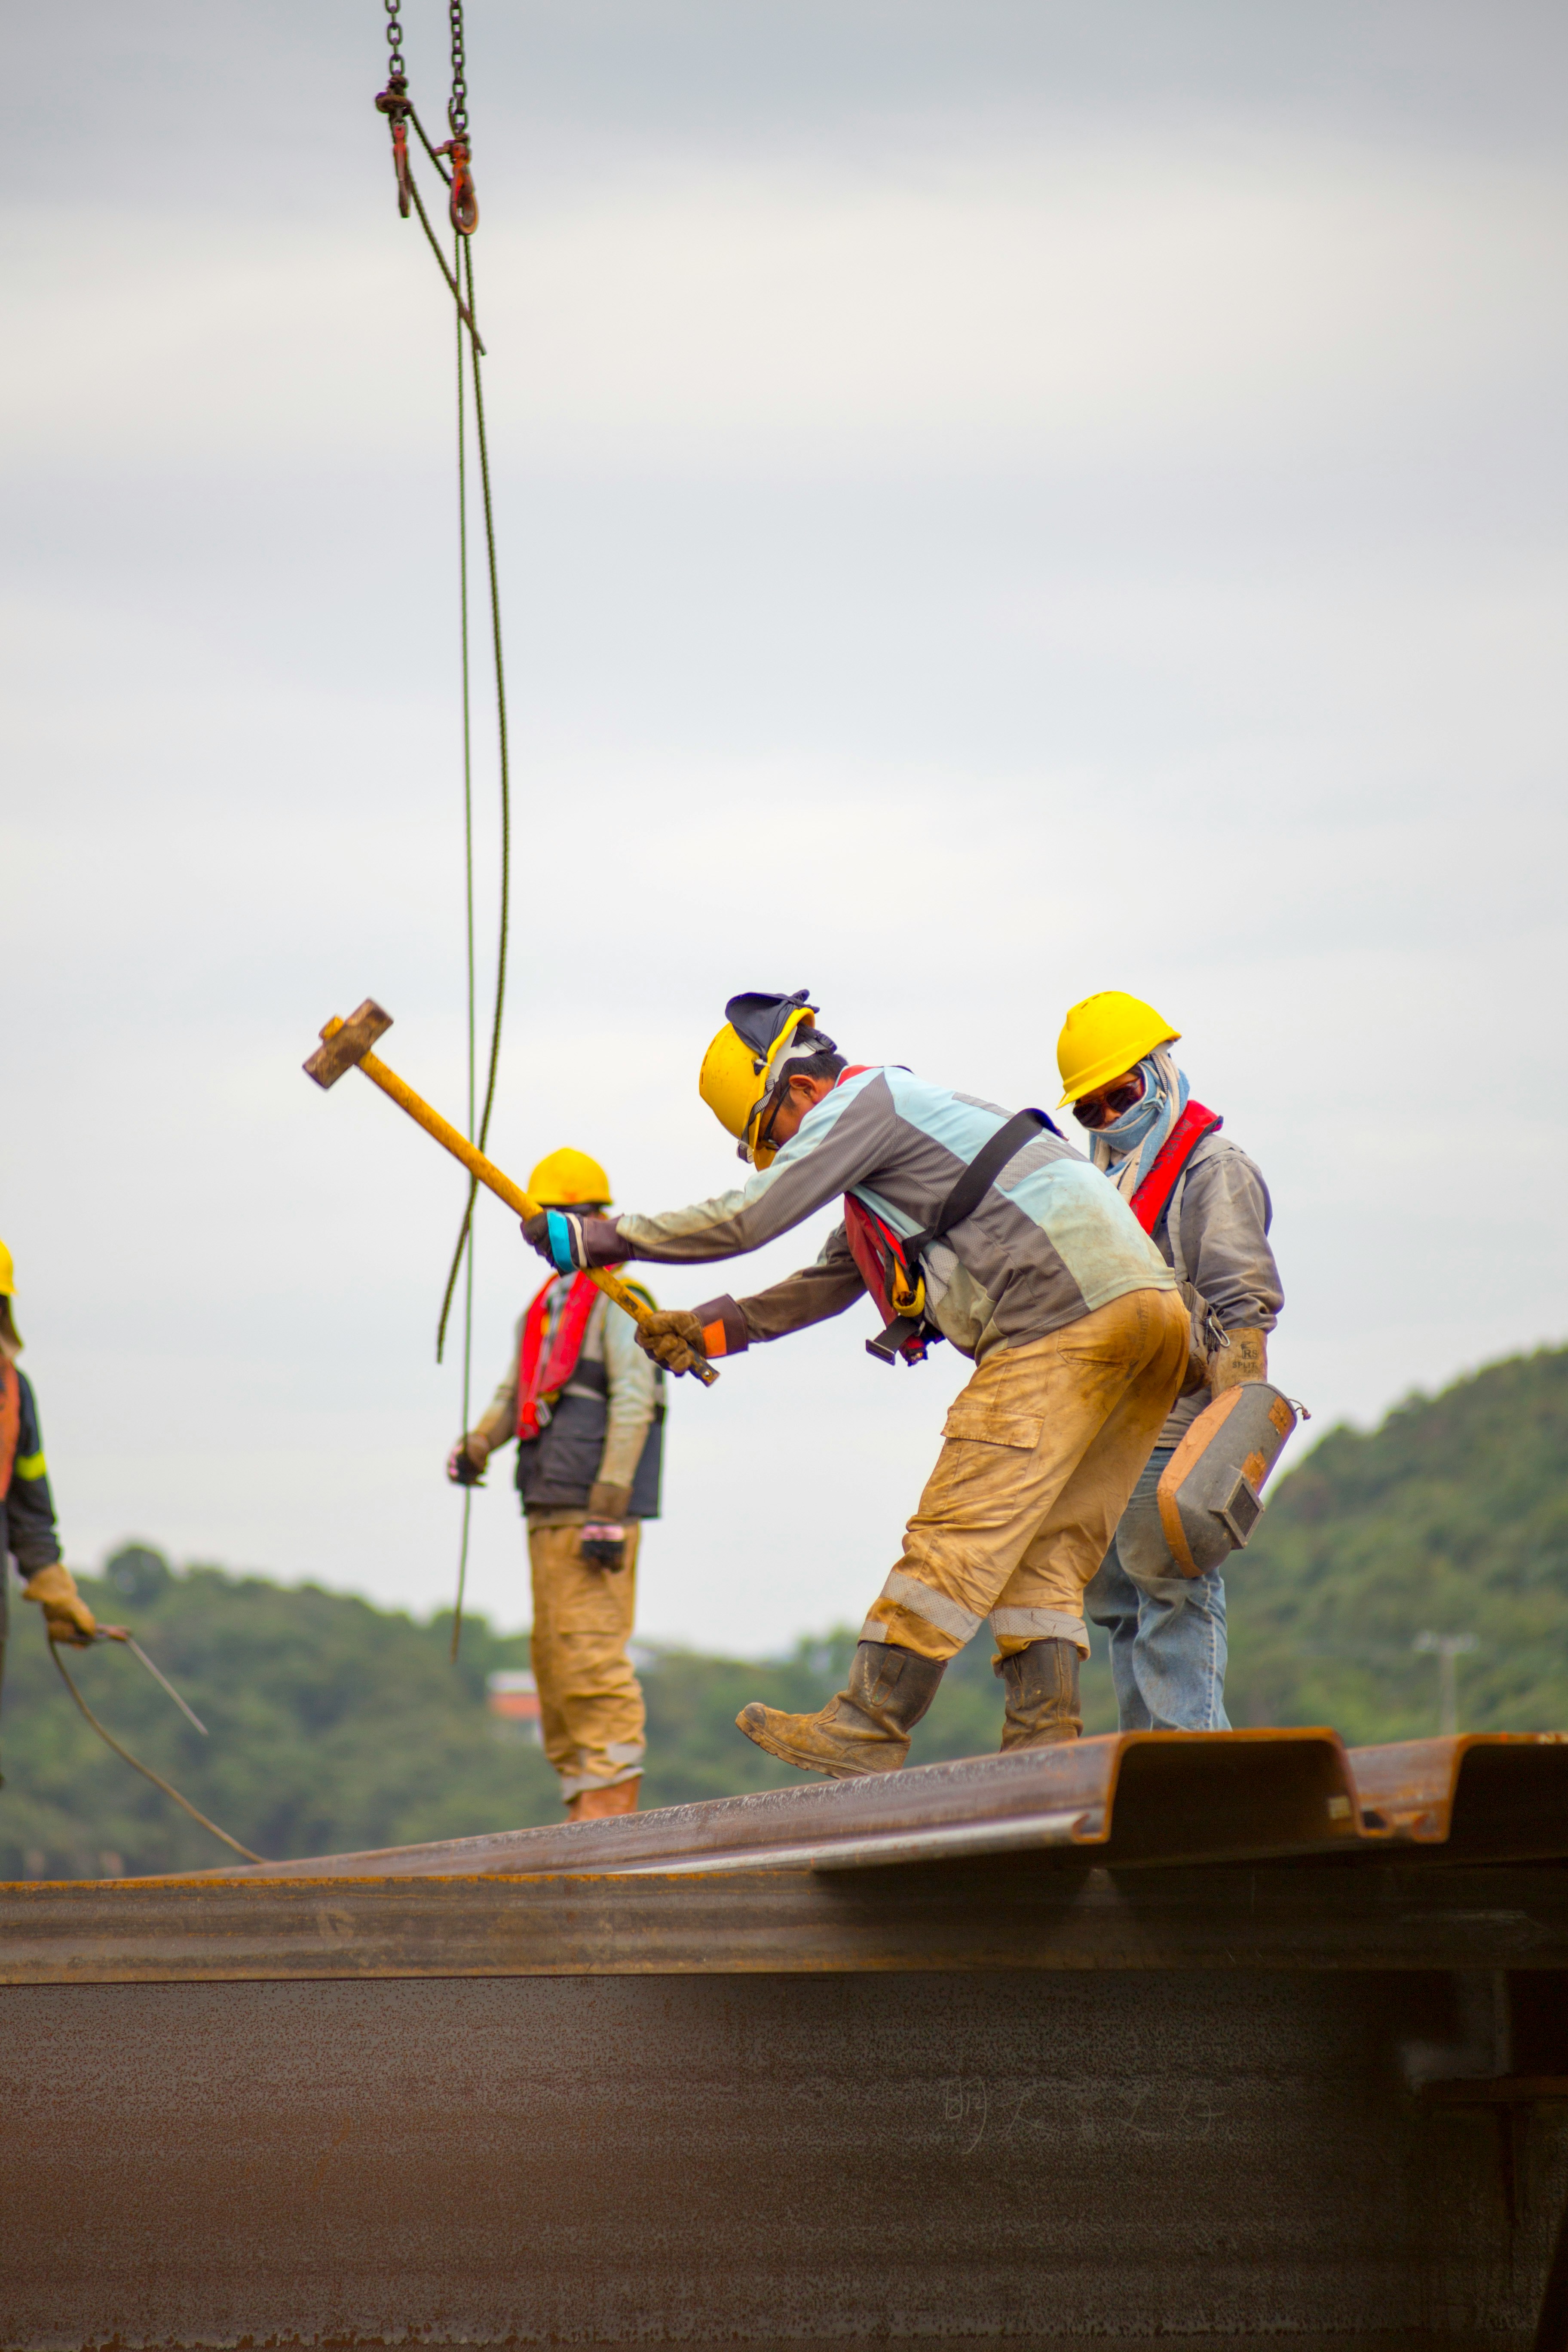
[634, 1308, 709, 1376]
[447, 1432, 490, 1486]
[586, 1481, 631, 1521]
[1210, 1327, 1268, 1396]
[520, 1210, 625, 1275]
[24, 1562, 98, 1647]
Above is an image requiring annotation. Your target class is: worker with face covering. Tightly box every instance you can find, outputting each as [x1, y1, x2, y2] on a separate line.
[1057, 993, 1283, 1732]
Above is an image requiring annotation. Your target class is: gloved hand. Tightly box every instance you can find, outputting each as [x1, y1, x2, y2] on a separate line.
[634, 1308, 709, 1376]
[447, 1432, 490, 1486]
[24, 1562, 98, 1647]
[520, 1210, 625, 1276]
[1210, 1327, 1268, 1396]
[586, 1481, 631, 1521]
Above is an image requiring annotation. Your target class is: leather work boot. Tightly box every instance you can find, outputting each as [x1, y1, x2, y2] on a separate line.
[736, 1640, 946, 1778]
[567, 1777, 640, 1822]
[997, 1639, 1083, 1749]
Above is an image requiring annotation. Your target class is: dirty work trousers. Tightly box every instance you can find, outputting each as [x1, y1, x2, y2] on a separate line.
[526, 1521, 647, 1803]
[861, 1286, 1191, 1664]
[1084, 1442, 1231, 1730]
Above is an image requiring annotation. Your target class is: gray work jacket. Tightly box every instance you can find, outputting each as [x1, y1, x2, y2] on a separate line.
[1145, 1131, 1283, 1444]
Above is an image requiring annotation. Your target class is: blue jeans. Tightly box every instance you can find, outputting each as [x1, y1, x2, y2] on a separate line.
[1082, 1442, 1231, 1732]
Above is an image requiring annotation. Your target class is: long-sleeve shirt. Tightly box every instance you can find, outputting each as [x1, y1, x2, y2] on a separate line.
[616, 1065, 1174, 1364]
[1, 1364, 64, 1578]
[1144, 1131, 1283, 1442]
[478, 1284, 660, 1494]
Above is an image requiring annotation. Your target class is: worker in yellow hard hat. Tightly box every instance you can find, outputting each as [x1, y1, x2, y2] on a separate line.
[1057, 992, 1283, 1731]
[446, 1151, 665, 1819]
[0, 1240, 98, 1657]
[518, 989, 1194, 1778]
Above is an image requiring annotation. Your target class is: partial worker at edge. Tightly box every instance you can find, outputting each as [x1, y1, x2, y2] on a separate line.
[0, 1240, 99, 1694]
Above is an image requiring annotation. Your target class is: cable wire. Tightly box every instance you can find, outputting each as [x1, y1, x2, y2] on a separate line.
[49, 1642, 266, 1866]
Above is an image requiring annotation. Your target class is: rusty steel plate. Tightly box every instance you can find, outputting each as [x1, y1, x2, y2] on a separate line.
[198, 1729, 1364, 1882]
[1350, 1735, 1568, 1859]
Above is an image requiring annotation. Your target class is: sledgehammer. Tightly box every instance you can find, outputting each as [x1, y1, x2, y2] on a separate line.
[303, 999, 719, 1386]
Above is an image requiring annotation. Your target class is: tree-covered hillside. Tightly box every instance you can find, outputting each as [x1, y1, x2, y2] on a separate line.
[1225, 1344, 1568, 1742]
[1, 1344, 1562, 1877]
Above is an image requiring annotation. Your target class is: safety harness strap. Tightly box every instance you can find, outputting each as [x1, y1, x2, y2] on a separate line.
[0, 1361, 18, 1504]
[1129, 1100, 1222, 1237]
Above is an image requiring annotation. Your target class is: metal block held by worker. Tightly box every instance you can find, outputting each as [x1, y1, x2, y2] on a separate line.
[1156, 1383, 1300, 1577]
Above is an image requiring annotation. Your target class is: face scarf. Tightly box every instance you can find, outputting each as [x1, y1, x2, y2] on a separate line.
[1090, 1048, 1190, 1203]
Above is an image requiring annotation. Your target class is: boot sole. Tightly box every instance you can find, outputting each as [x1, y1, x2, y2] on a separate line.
[735, 1703, 898, 1780]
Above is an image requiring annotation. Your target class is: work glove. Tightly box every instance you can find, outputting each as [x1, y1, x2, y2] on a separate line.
[586, 1481, 631, 1522]
[24, 1562, 98, 1647]
[580, 1481, 631, 1569]
[447, 1432, 490, 1486]
[634, 1308, 709, 1377]
[520, 1210, 625, 1276]
[1209, 1327, 1268, 1396]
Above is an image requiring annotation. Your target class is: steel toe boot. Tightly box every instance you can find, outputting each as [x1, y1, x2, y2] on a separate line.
[736, 1640, 946, 1777]
[567, 1777, 640, 1821]
[997, 1638, 1082, 1748]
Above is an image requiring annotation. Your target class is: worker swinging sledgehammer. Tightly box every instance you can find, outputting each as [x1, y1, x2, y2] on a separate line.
[1059, 992, 1284, 1733]
[447, 1151, 665, 1820]
[0, 1240, 99, 1669]
[518, 991, 1197, 1777]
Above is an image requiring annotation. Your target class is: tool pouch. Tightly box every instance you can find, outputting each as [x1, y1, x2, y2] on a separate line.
[1156, 1381, 1301, 1577]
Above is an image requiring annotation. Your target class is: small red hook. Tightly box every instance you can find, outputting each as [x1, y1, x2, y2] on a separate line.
[437, 138, 479, 236]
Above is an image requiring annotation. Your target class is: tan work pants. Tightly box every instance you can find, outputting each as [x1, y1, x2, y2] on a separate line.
[527, 1521, 646, 1802]
[862, 1286, 1190, 1664]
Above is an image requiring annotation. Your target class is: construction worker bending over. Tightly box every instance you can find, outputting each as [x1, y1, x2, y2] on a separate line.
[1060, 993, 1283, 1732]
[520, 992, 1193, 1778]
[448, 1152, 665, 1820]
[0, 1240, 98, 1660]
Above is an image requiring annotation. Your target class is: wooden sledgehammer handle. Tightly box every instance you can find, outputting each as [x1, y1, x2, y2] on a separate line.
[314, 1016, 719, 1387]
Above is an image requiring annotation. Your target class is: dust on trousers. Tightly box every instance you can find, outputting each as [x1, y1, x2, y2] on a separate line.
[527, 1523, 646, 1801]
[861, 1286, 1191, 1664]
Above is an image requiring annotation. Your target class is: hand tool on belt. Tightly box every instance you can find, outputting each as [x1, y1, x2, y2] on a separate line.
[303, 1001, 720, 1388]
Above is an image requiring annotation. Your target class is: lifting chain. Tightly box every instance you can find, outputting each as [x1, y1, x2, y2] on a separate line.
[438, 0, 479, 236]
[375, 0, 412, 217]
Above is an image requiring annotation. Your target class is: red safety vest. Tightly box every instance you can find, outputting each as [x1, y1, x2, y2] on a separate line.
[516, 1273, 600, 1440]
[0, 1358, 18, 1501]
[1129, 1100, 1222, 1236]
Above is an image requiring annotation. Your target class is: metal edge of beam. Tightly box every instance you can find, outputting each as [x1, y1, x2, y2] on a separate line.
[2, 1859, 1568, 1983]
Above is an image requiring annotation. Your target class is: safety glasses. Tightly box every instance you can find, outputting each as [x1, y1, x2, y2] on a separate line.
[1072, 1075, 1146, 1130]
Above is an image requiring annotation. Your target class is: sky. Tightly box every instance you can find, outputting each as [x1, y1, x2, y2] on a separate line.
[3, 1, 1565, 1656]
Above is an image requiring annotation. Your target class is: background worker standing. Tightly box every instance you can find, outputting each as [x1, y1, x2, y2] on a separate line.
[520, 991, 1193, 1778]
[0, 1240, 98, 1660]
[448, 1152, 664, 1820]
[1060, 993, 1283, 1733]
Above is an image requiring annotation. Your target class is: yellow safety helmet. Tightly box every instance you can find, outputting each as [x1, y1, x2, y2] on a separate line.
[700, 989, 824, 1168]
[0, 1239, 13, 1297]
[1057, 991, 1180, 1106]
[528, 1148, 612, 1207]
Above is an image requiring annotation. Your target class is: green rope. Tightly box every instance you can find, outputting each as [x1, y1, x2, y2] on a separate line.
[435, 230, 511, 1369]
[452, 221, 478, 1663]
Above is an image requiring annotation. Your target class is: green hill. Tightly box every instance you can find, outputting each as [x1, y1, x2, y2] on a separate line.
[1, 1344, 1562, 1877]
[1225, 1343, 1568, 1742]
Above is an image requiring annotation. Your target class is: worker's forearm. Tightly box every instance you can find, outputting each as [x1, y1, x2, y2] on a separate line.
[596, 1409, 655, 1493]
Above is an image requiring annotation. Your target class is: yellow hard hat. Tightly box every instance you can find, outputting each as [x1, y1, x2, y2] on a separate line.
[1057, 992, 1180, 1106]
[528, 1148, 612, 1207]
[700, 989, 822, 1168]
[0, 1239, 12, 1296]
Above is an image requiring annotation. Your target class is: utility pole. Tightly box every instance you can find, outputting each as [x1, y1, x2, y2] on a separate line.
[1414, 1632, 1477, 1737]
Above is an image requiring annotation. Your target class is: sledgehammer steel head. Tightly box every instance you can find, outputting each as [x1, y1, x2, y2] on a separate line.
[304, 1000, 393, 1088]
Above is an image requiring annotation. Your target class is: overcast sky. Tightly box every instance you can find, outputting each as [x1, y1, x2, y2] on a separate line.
[3, 1, 1565, 1656]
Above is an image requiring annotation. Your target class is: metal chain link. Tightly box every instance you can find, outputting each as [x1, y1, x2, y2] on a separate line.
[384, 0, 405, 83]
[448, 1, 469, 138]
